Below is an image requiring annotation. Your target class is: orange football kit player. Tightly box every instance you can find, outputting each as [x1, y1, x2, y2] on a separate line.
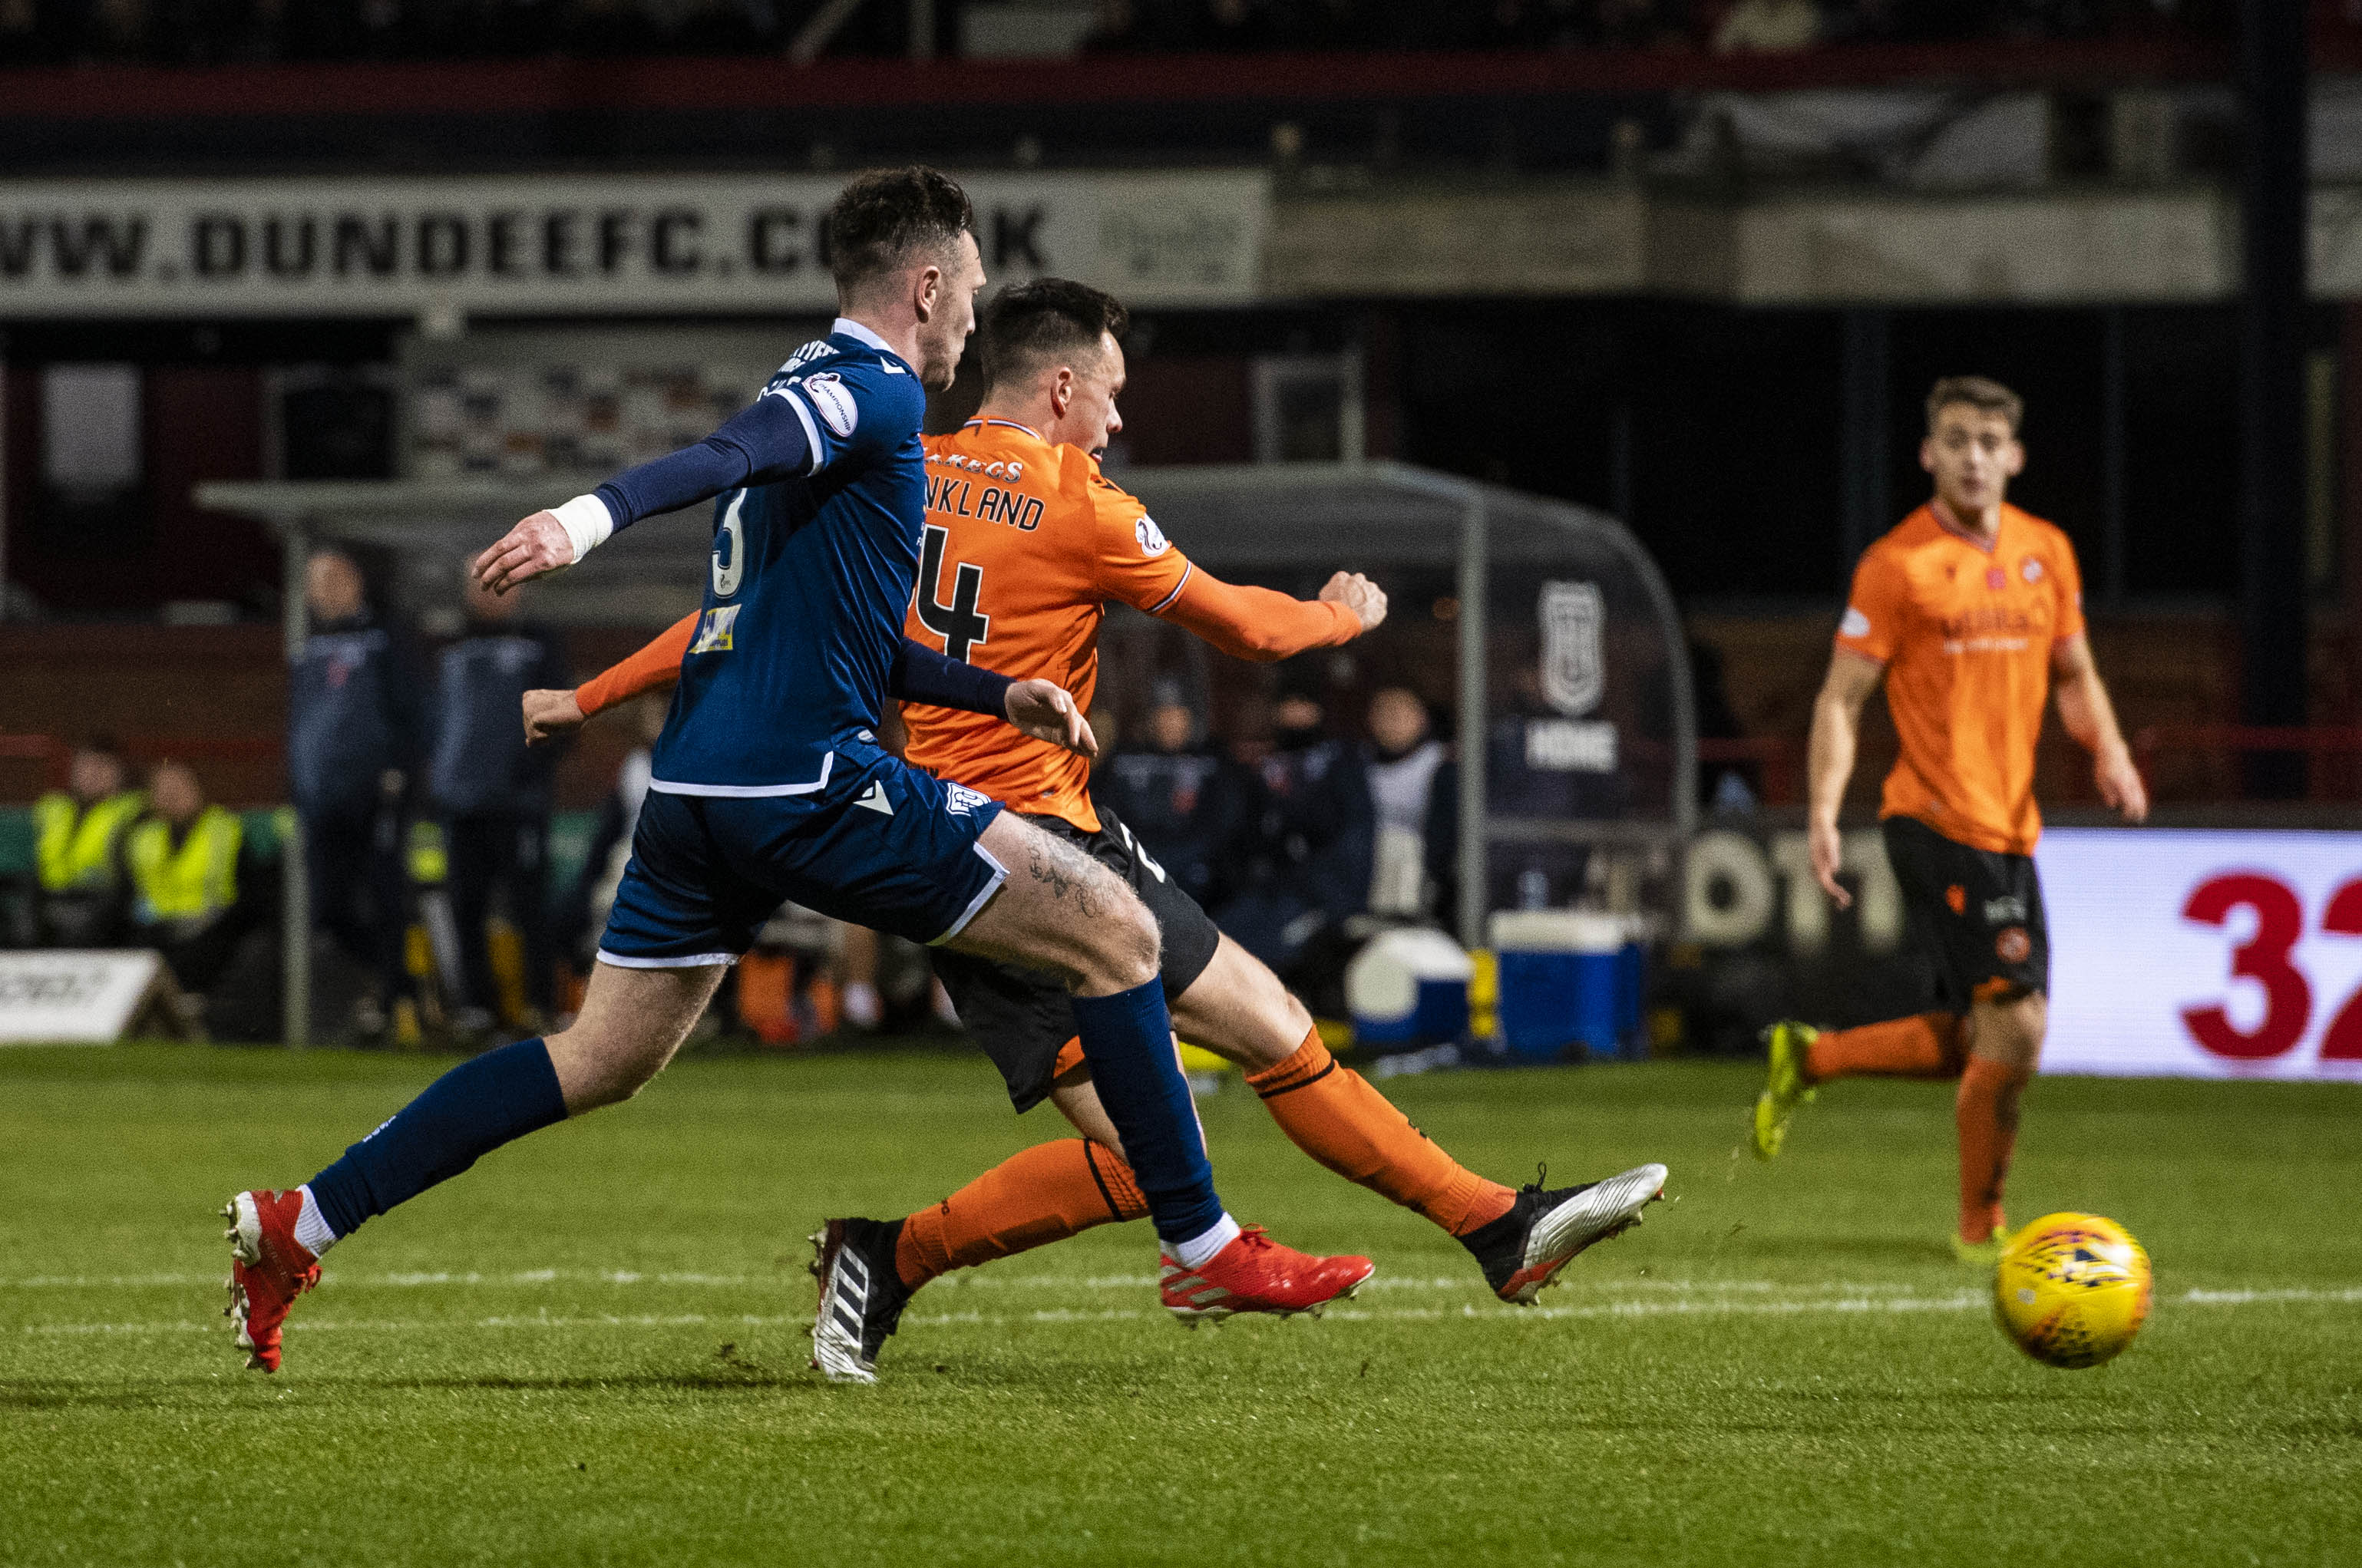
[535, 279, 1667, 1378]
[1752, 376, 2148, 1264]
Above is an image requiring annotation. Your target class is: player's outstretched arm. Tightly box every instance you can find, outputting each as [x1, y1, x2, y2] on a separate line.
[2050, 632, 2149, 823]
[474, 391, 819, 593]
[1808, 649, 1883, 908]
[1157, 569, 1379, 662]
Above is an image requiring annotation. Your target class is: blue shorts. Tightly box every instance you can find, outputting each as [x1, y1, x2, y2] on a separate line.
[597, 738, 1007, 967]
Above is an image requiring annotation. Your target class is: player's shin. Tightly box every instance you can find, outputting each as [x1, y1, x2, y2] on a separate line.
[1246, 1028, 1512, 1235]
[1954, 1054, 2030, 1245]
[897, 1138, 1145, 1289]
[299, 1037, 568, 1249]
[1069, 982, 1237, 1264]
[1805, 1012, 1967, 1082]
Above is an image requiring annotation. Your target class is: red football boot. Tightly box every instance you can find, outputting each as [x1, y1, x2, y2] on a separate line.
[1158, 1226, 1373, 1324]
[222, 1190, 321, 1373]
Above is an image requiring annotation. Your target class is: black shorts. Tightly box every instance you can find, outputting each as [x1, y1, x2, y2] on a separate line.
[931, 803, 1224, 1113]
[1881, 814, 2050, 1010]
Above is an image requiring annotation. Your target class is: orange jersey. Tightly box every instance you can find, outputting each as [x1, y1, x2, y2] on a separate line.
[902, 418, 1359, 831]
[1835, 502, 2086, 857]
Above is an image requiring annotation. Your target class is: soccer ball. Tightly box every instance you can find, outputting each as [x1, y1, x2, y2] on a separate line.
[1993, 1213, 2152, 1369]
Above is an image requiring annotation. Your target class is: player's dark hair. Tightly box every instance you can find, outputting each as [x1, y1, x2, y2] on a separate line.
[976, 278, 1130, 392]
[824, 167, 975, 299]
[1926, 375, 2024, 435]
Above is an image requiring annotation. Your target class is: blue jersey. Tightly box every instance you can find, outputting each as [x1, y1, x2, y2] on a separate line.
[642, 321, 928, 794]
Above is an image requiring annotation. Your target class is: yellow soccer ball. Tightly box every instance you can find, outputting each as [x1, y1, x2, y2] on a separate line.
[1993, 1213, 2153, 1369]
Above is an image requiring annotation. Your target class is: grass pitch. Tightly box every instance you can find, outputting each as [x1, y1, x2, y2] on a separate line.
[3, 1044, 2358, 1568]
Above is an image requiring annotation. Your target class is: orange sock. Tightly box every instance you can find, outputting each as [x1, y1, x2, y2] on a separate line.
[1245, 1029, 1515, 1236]
[894, 1138, 1146, 1289]
[1805, 1012, 1967, 1084]
[1954, 1055, 2030, 1244]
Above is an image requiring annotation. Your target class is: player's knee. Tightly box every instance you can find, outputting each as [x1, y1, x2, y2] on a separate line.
[1078, 886, 1161, 990]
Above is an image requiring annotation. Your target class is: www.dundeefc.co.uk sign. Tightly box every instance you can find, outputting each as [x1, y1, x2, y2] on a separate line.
[0, 171, 1269, 317]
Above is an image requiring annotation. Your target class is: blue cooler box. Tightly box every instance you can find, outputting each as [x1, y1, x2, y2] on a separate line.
[1346, 928, 1472, 1048]
[1489, 911, 1624, 1062]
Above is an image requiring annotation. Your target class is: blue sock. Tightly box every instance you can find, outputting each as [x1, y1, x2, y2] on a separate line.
[1069, 980, 1226, 1248]
[306, 1038, 567, 1241]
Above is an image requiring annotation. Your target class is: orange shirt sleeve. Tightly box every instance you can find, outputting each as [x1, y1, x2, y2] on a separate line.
[2050, 533, 2087, 644]
[576, 612, 695, 716]
[1083, 472, 1194, 615]
[1159, 570, 1362, 663]
[1835, 544, 1906, 665]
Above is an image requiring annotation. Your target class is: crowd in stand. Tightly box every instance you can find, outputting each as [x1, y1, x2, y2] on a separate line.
[0, 0, 2235, 69]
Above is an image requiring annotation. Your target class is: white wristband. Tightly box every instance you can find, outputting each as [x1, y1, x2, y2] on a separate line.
[552, 494, 616, 563]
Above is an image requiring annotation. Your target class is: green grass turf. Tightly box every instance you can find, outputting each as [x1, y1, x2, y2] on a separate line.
[2, 1044, 2359, 1568]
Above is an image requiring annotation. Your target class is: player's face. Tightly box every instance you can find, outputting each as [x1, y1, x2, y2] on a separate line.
[1068, 335, 1126, 458]
[1920, 404, 2024, 518]
[915, 232, 987, 393]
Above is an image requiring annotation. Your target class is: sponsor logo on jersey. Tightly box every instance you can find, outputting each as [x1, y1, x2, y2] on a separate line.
[1538, 579, 1604, 717]
[1984, 894, 2028, 926]
[944, 782, 993, 817]
[1135, 515, 1171, 556]
[689, 604, 740, 653]
[802, 372, 858, 437]
[1840, 605, 1871, 639]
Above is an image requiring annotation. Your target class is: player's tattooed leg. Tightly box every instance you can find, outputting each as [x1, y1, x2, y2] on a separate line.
[1023, 830, 1113, 918]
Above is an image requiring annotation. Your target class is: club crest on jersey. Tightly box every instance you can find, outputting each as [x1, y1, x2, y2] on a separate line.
[1840, 606, 1871, 639]
[943, 782, 993, 817]
[1996, 926, 2032, 964]
[1538, 579, 1604, 717]
[2021, 556, 2045, 583]
[802, 373, 858, 438]
[1135, 515, 1171, 556]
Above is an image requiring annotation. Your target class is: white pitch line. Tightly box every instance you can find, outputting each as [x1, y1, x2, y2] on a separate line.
[17, 1286, 2362, 1340]
[0, 1269, 2262, 1299]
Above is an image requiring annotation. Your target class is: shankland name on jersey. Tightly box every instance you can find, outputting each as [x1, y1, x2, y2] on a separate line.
[649, 318, 929, 796]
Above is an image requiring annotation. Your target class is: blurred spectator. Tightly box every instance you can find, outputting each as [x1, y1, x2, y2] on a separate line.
[1095, 687, 1247, 911]
[1217, 665, 1373, 1005]
[126, 759, 272, 999]
[1363, 686, 1445, 919]
[32, 736, 144, 946]
[1711, 0, 1818, 53]
[289, 548, 423, 1041]
[428, 569, 570, 1036]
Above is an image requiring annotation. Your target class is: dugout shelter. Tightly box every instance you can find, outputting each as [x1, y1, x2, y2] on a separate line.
[200, 464, 1695, 1046]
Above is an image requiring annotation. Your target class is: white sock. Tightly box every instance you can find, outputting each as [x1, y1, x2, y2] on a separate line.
[1168, 1213, 1241, 1269]
[292, 1185, 339, 1259]
[842, 982, 881, 1028]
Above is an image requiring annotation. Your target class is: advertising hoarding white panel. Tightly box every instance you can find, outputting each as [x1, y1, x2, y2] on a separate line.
[0, 171, 1268, 317]
[2038, 827, 2362, 1081]
[0, 950, 166, 1044]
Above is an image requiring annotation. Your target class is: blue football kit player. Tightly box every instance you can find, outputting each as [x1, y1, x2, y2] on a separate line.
[222, 167, 1371, 1378]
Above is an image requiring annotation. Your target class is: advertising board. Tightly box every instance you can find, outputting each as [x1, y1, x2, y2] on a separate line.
[2039, 827, 2362, 1081]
